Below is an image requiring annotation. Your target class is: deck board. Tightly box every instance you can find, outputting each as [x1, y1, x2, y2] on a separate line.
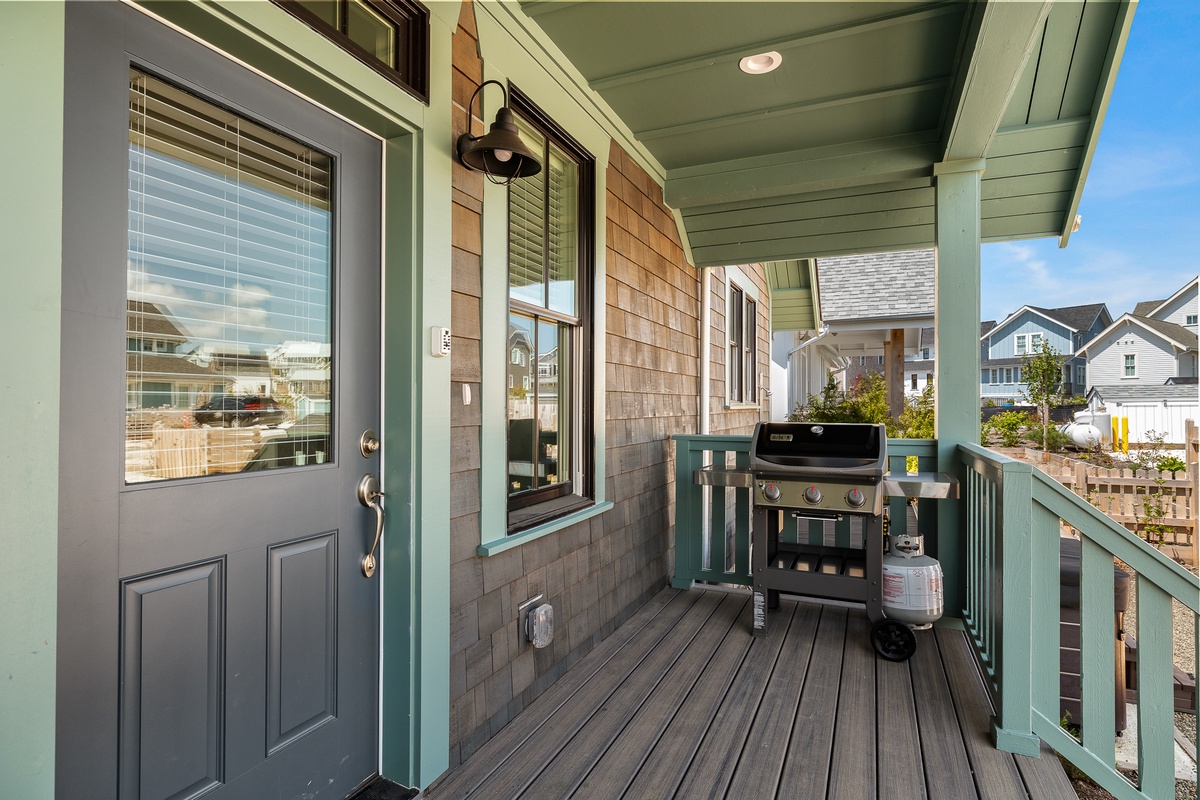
[515, 590, 726, 798]
[425, 588, 1072, 800]
[670, 601, 801, 798]
[618, 596, 755, 799]
[724, 601, 821, 798]
[909, 627, 979, 797]
[935, 626, 1031, 800]
[570, 593, 746, 797]
[828, 613, 878, 799]
[877, 648, 927, 800]
[777, 605, 848, 800]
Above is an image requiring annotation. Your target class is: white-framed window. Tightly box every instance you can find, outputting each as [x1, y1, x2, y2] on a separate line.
[1124, 353, 1136, 377]
[911, 374, 917, 390]
[1187, 314, 1197, 325]
[859, 356, 866, 366]
[990, 368, 998, 384]
[1076, 365, 1086, 385]
[1015, 332, 1044, 355]
[877, 355, 884, 365]
[926, 373, 933, 387]
[922, 348, 930, 360]
[727, 281, 757, 404]
[1004, 368, 1013, 383]
[505, 92, 595, 523]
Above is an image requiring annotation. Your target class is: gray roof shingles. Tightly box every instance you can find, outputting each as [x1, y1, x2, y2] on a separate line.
[1135, 316, 1198, 349]
[1089, 384, 1200, 403]
[816, 249, 934, 322]
[1027, 303, 1107, 331]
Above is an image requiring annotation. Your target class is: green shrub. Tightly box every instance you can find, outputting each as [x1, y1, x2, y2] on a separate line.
[986, 410, 1033, 447]
[1157, 455, 1186, 476]
[1026, 425, 1072, 453]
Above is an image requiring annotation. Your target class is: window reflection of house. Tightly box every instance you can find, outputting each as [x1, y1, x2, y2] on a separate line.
[125, 301, 225, 409]
[507, 325, 534, 417]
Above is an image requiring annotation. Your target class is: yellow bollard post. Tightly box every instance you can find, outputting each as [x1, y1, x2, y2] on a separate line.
[1112, 416, 1119, 452]
[1121, 416, 1129, 454]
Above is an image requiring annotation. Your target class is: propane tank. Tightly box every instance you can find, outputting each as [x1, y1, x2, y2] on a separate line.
[882, 532, 944, 628]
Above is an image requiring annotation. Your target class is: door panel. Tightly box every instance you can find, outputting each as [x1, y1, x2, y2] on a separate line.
[59, 5, 382, 799]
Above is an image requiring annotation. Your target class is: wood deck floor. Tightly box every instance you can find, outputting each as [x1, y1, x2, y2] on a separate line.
[425, 586, 1074, 800]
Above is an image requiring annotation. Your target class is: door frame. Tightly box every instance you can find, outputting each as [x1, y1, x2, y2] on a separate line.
[47, 0, 456, 791]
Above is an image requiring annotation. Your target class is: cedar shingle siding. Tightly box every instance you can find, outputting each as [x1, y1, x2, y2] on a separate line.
[446, 1, 768, 767]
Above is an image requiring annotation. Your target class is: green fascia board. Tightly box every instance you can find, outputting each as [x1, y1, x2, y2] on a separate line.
[0, 4, 64, 797]
[1059, 0, 1137, 247]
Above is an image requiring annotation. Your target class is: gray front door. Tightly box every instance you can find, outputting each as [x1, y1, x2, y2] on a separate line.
[57, 5, 382, 799]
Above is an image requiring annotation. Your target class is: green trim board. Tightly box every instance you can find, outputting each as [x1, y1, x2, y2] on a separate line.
[478, 502, 615, 557]
[0, 4, 65, 797]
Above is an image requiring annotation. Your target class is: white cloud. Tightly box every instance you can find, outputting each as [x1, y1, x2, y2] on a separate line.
[1085, 137, 1199, 201]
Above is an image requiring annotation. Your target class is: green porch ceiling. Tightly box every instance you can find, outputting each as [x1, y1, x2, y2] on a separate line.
[520, 0, 1136, 266]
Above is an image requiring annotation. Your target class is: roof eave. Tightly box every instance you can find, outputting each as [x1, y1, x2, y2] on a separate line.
[1058, 0, 1138, 248]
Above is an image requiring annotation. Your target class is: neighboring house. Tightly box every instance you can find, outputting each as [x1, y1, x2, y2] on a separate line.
[979, 303, 1111, 400]
[1078, 276, 1199, 389]
[784, 249, 932, 412]
[3, 3, 1137, 799]
[903, 327, 937, 397]
[125, 300, 226, 410]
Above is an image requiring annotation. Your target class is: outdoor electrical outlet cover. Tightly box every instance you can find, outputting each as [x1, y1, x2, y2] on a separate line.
[526, 603, 554, 649]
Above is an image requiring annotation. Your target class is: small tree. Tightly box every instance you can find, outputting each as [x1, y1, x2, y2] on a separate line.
[1020, 339, 1067, 461]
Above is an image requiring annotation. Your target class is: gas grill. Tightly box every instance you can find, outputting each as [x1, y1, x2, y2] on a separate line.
[748, 422, 888, 638]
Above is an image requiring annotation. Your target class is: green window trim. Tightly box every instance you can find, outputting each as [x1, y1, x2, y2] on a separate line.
[478, 501, 614, 557]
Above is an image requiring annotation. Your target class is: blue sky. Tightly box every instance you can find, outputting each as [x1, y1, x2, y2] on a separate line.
[980, 1, 1199, 324]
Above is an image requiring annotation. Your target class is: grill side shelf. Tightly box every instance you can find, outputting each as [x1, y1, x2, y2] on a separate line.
[693, 465, 754, 488]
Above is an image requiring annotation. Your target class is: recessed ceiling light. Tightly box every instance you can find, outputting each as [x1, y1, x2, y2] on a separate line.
[739, 51, 782, 75]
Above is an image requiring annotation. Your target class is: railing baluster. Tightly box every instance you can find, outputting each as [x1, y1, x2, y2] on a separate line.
[734, 448, 750, 577]
[1079, 537, 1115, 763]
[707, 450, 727, 575]
[1135, 580, 1175, 799]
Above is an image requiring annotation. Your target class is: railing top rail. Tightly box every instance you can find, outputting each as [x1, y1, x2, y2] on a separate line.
[1031, 468, 1199, 613]
[672, 434, 751, 449]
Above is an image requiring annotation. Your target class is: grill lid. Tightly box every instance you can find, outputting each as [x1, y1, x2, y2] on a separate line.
[750, 422, 887, 479]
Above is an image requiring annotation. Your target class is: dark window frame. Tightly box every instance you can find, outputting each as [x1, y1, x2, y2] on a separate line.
[272, 0, 430, 103]
[727, 282, 757, 404]
[504, 86, 596, 528]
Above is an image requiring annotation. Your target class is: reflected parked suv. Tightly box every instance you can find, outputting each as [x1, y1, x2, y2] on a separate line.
[194, 395, 285, 428]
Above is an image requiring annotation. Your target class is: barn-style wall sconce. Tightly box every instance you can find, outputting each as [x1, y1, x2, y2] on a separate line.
[457, 80, 542, 184]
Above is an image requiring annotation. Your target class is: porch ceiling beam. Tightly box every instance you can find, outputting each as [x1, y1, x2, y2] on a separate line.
[665, 135, 940, 209]
[941, 0, 1052, 162]
[634, 78, 948, 142]
[587, 3, 960, 92]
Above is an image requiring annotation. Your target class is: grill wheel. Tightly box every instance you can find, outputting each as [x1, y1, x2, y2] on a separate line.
[870, 618, 917, 662]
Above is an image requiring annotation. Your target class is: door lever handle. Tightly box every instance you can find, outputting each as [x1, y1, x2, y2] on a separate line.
[357, 474, 385, 578]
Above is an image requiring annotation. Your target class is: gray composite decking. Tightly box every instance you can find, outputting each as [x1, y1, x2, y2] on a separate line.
[425, 586, 1074, 800]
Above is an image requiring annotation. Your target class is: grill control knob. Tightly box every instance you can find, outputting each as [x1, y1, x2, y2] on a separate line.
[763, 483, 781, 503]
[846, 488, 866, 508]
[803, 486, 822, 505]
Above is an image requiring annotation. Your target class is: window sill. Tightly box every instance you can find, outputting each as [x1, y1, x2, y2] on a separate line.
[724, 402, 761, 411]
[478, 500, 614, 557]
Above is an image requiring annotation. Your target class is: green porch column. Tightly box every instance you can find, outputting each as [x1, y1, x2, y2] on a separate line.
[933, 159, 984, 618]
[0, 3, 64, 798]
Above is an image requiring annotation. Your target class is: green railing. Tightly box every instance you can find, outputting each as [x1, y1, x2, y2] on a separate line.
[670, 435, 939, 589]
[959, 443, 1200, 800]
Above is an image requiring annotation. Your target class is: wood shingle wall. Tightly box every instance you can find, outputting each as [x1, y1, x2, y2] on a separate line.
[446, 0, 770, 770]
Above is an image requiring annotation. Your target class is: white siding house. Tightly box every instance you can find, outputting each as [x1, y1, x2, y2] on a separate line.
[1079, 277, 1199, 391]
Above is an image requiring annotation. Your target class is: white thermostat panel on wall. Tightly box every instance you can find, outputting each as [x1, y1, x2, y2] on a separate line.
[432, 326, 452, 357]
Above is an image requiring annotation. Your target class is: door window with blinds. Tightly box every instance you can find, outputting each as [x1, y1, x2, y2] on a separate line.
[506, 93, 594, 525]
[126, 69, 334, 483]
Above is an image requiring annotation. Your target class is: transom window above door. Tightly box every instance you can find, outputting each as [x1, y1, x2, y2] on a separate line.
[126, 69, 335, 482]
[274, 0, 430, 101]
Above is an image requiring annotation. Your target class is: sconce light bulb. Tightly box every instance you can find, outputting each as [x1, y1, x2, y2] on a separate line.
[494, 148, 513, 162]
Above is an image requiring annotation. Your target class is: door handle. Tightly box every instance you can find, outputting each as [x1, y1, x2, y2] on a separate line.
[357, 474, 385, 578]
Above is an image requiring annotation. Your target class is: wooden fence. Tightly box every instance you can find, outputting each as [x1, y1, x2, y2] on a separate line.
[1027, 419, 1199, 564]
